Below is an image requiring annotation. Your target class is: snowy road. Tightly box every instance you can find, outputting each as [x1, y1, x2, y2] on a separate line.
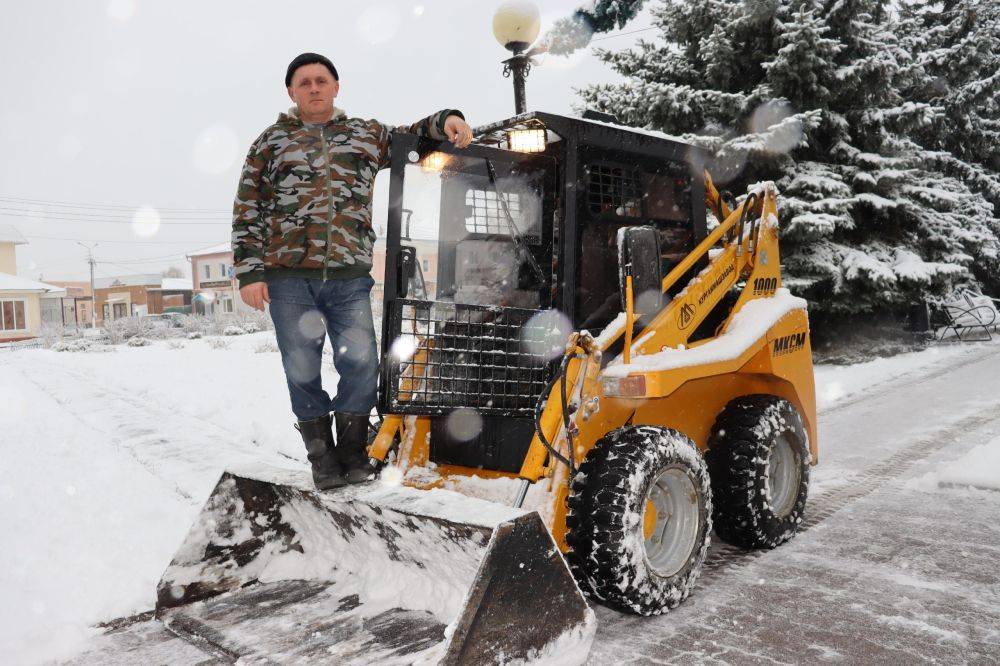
[2, 336, 999, 664]
[591, 342, 1000, 664]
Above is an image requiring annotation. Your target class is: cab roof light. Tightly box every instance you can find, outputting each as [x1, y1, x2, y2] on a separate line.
[507, 128, 547, 153]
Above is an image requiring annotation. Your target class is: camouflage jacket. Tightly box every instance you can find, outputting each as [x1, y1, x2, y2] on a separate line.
[231, 106, 462, 286]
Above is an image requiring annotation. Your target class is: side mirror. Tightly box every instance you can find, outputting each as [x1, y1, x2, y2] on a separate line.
[397, 246, 416, 298]
[618, 226, 663, 314]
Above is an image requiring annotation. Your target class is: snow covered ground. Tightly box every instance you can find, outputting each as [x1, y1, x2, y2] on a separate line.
[1, 332, 998, 664]
[0, 332, 320, 664]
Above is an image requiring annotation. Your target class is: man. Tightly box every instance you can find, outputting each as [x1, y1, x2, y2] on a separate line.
[232, 52, 472, 490]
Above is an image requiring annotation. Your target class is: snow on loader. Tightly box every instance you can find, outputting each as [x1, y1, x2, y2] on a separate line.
[95, 111, 816, 664]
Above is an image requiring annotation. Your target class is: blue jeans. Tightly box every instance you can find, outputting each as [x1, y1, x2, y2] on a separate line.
[266, 276, 378, 421]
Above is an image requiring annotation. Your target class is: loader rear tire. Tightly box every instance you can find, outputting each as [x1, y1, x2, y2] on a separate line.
[706, 395, 810, 549]
[565, 426, 712, 615]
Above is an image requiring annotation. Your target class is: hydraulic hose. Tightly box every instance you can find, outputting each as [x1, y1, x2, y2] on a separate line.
[560, 355, 576, 475]
[532, 354, 579, 477]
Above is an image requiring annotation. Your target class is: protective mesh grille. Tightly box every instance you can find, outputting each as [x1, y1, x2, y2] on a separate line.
[465, 189, 523, 235]
[587, 163, 642, 217]
[386, 300, 552, 416]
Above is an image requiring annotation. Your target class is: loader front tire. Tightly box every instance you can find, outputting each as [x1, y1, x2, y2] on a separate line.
[706, 395, 810, 549]
[566, 426, 712, 615]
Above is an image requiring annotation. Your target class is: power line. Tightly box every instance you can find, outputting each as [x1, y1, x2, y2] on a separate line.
[102, 260, 172, 276]
[590, 26, 658, 42]
[0, 195, 231, 214]
[22, 253, 89, 272]
[25, 235, 225, 245]
[0, 207, 229, 223]
[101, 252, 194, 265]
[88, 260, 179, 280]
[23, 237, 222, 274]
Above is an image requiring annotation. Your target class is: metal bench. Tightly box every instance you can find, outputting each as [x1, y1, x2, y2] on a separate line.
[934, 290, 999, 342]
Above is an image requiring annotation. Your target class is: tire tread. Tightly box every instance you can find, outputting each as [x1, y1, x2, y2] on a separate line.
[565, 426, 712, 615]
[706, 395, 810, 549]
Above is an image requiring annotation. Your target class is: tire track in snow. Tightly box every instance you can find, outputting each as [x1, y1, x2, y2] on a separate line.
[16, 367, 199, 503]
[17, 356, 296, 503]
[47, 354, 308, 466]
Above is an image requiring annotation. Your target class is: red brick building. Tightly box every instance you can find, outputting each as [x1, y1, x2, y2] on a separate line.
[93, 274, 192, 323]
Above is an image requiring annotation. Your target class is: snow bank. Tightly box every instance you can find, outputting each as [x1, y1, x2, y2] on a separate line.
[813, 343, 980, 410]
[929, 436, 1000, 491]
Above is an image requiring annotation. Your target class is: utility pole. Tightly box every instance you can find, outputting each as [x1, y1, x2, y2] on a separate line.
[77, 242, 98, 328]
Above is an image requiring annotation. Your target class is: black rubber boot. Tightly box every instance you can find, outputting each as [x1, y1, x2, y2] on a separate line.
[295, 414, 347, 490]
[334, 412, 374, 484]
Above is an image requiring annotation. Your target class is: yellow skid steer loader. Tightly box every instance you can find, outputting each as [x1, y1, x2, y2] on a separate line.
[106, 111, 816, 664]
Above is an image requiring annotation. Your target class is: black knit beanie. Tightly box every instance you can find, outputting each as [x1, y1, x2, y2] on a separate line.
[285, 53, 339, 87]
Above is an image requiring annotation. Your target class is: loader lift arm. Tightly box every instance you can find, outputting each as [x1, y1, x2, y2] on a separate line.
[517, 179, 781, 488]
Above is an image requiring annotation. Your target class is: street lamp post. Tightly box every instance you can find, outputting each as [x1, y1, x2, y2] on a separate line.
[493, 2, 541, 115]
[502, 51, 532, 115]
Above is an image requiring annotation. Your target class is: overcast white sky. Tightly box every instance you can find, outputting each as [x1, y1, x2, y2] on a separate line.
[0, 1, 655, 282]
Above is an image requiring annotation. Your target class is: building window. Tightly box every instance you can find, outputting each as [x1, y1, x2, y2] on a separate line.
[112, 303, 127, 319]
[203, 264, 211, 279]
[103, 304, 110, 320]
[219, 263, 226, 277]
[0, 299, 26, 331]
[223, 298, 234, 313]
[422, 259, 429, 271]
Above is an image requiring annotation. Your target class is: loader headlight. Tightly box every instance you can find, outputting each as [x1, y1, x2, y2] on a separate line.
[601, 375, 646, 398]
[507, 128, 547, 153]
[421, 151, 449, 172]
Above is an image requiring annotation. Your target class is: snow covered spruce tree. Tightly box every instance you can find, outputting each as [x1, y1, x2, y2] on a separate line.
[896, 0, 1000, 294]
[545, 0, 647, 55]
[578, 0, 1000, 326]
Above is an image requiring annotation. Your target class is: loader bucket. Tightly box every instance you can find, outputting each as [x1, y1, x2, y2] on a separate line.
[153, 465, 595, 664]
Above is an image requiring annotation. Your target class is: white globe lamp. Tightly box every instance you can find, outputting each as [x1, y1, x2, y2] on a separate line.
[492, 2, 542, 114]
[493, 1, 541, 54]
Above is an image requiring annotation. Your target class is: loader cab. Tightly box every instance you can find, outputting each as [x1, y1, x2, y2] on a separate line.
[462, 111, 708, 330]
[379, 111, 708, 473]
[575, 144, 705, 330]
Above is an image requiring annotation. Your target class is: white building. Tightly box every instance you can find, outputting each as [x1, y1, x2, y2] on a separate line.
[0, 225, 66, 341]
